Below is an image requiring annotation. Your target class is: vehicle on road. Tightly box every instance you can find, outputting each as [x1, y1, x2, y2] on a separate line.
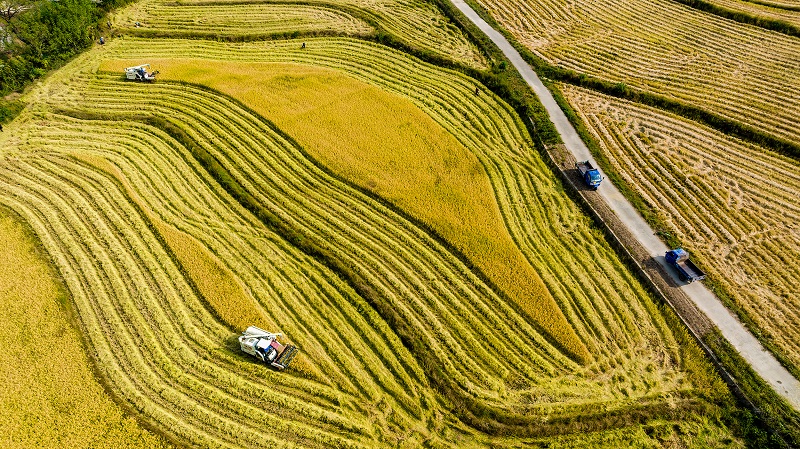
[575, 160, 602, 190]
[665, 248, 706, 283]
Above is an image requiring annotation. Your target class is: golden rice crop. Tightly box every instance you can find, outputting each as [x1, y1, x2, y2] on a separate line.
[0, 34, 744, 446]
[0, 209, 169, 449]
[100, 57, 587, 367]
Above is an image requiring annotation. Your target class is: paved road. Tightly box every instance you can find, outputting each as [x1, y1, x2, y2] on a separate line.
[450, 0, 800, 410]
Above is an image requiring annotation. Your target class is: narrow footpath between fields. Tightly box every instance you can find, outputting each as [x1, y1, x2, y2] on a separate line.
[449, 0, 800, 410]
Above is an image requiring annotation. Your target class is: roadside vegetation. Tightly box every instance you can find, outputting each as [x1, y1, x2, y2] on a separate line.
[0, 0, 130, 120]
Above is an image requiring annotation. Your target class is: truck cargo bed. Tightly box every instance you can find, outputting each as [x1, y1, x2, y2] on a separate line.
[677, 260, 706, 282]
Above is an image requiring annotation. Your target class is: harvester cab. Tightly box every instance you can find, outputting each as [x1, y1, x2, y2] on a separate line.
[125, 64, 159, 82]
[238, 326, 298, 370]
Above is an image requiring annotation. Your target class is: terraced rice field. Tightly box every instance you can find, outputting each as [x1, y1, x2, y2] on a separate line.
[561, 84, 800, 373]
[0, 210, 168, 448]
[0, 31, 744, 445]
[112, 0, 487, 68]
[100, 56, 589, 367]
[474, 0, 800, 144]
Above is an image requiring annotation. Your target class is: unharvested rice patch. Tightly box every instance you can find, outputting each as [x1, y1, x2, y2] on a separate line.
[0, 209, 169, 449]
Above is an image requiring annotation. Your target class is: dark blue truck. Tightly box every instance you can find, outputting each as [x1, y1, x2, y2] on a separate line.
[665, 248, 706, 283]
[576, 160, 602, 190]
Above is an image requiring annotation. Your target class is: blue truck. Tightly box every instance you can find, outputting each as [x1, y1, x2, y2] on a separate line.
[575, 160, 602, 190]
[665, 248, 706, 283]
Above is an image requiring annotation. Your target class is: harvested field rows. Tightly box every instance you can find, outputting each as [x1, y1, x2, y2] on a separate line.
[113, 2, 373, 37]
[0, 210, 169, 448]
[112, 0, 487, 68]
[132, 57, 582, 374]
[474, 0, 800, 143]
[97, 37, 684, 369]
[0, 123, 434, 447]
[561, 84, 800, 372]
[0, 36, 734, 446]
[706, 0, 800, 26]
[744, 0, 800, 9]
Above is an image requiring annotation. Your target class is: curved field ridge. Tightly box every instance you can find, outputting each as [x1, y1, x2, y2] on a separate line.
[561, 84, 800, 373]
[0, 37, 740, 446]
[474, 0, 800, 145]
[112, 0, 487, 68]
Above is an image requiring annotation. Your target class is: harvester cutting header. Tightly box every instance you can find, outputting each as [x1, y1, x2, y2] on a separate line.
[125, 64, 159, 82]
[238, 326, 298, 370]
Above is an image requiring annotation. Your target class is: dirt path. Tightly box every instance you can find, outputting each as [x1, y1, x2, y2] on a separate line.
[450, 0, 800, 410]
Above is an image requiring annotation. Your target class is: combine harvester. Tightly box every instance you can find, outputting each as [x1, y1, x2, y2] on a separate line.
[238, 326, 298, 370]
[125, 64, 159, 82]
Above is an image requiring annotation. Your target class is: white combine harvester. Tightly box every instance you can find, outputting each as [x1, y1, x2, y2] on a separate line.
[238, 326, 298, 370]
[125, 64, 159, 82]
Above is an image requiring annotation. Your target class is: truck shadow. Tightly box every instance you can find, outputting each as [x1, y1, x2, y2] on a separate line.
[567, 168, 599, 192]
[650, 255, 684, 287]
